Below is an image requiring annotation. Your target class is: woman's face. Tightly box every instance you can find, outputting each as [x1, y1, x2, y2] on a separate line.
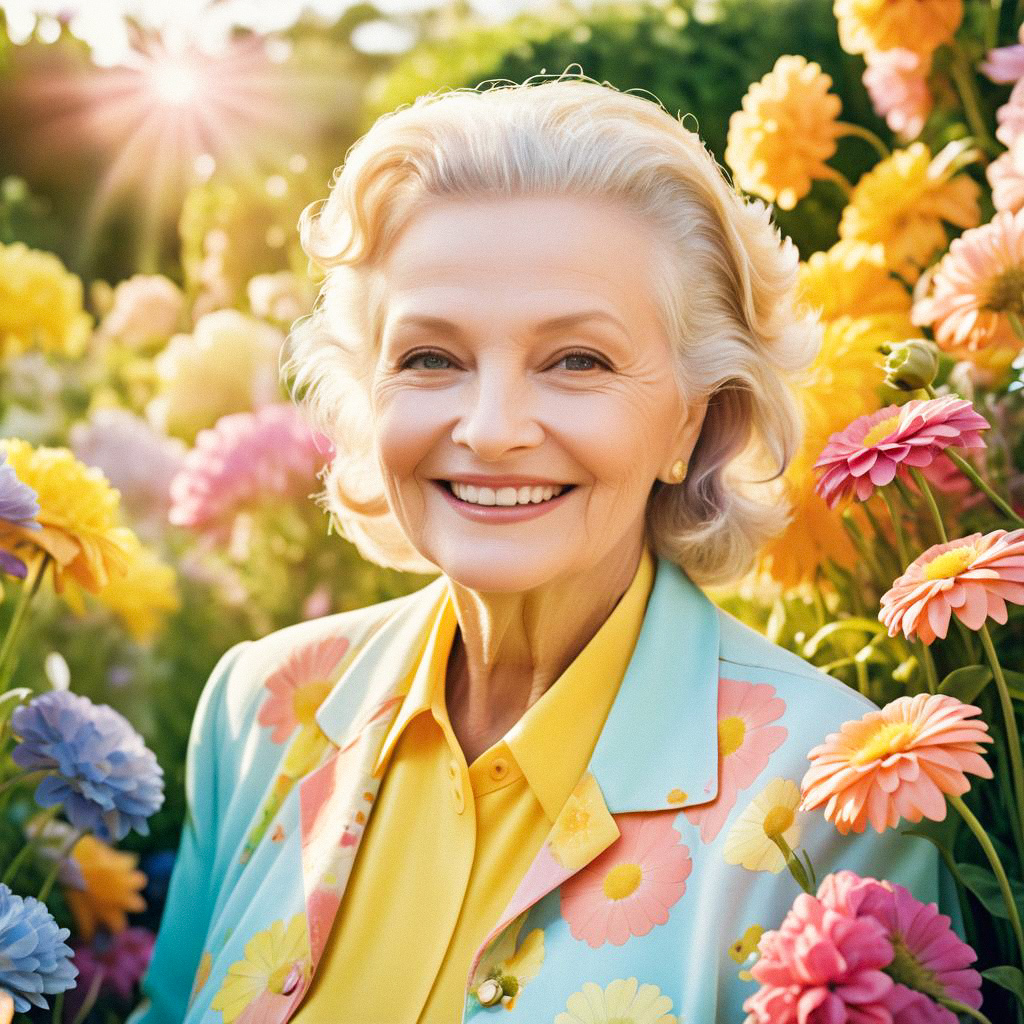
[370, 194, 706, 593]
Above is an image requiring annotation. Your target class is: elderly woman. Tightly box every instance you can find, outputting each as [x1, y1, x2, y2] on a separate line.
[134, 77, 949, 1024]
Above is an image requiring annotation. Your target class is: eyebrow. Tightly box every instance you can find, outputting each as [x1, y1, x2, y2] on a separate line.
[387, 310, 631, 339]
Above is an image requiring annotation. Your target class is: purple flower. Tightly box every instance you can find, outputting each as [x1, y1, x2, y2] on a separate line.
[0, 882, 78, 1012]
[0, 449, 41, 579]
[11, 692, 164, 843]
[69, 927, 155, 1009]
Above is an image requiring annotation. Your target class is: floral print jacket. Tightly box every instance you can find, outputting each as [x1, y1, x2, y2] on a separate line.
[130, 558, 951, 1024]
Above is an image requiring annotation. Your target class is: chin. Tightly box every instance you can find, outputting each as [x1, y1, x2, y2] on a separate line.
[426, 540, 569, 594]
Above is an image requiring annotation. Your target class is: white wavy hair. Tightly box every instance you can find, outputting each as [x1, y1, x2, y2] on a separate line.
[281, 73, 821, 586]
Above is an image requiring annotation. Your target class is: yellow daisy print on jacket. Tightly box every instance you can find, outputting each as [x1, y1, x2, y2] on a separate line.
[723, 777, 803, 873]
[210, 913, 310, 1023]
[555, 978, 677, 1024]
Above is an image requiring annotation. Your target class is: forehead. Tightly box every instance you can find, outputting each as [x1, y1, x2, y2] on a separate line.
[378, 194, 665, 328]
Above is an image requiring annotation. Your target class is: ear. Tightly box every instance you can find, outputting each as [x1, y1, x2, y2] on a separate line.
[659, 393, 709, 484]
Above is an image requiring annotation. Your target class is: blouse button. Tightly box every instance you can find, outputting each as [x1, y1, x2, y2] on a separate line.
[476, 978, 503, 1007]
[280, 964, 303, 996]
[452, 782, 465, 814]
[447, 759, 458, 781]
[489, 757, 509, 781]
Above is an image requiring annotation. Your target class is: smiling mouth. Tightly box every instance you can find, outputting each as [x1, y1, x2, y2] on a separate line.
[438, 480, 577, 507]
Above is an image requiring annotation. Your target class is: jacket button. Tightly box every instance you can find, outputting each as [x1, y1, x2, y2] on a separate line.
[280, 965, 303, 996]
[489, 757, 509, 781]
[476, 978, 503, 1007]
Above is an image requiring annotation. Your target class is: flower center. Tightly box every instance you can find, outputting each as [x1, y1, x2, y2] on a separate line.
[292, 679, 334, 727]
[886, 932, 947, 1001]
[719, 716, 747, 758]
[762, 805, 795, 839]
[267, 961, 295, 995]
[603, 862, 644, 901]
[923, 545, 976, 581]
[986, 265, 1024, 315]
[862, 414, 902, 447]
[852, 721, 920, 765]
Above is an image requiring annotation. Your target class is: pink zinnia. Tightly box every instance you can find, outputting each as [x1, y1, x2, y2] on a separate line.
[880, 529, 1024, 644]
[998, 79, 1024, 149]
[800, 694, 992, 834]
[814, 397, 988, 507]
[559, 812, 692, 948]
[981, 23, 1024, 84]
[863, 49, 932, 140]
[987, 140, 1024, 214]
[168, 404, 333, 535]
[911, 208, 1024, 354]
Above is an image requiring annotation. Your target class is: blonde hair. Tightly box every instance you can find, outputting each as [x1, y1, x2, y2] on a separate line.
[282, 72, 820, 586]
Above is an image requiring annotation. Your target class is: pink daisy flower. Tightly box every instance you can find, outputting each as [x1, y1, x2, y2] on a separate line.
[911, 208, 1024, 354]
[799, 694, 992, 834]
[998, 79, 1024, 149]
[862, 49, 932, 140]
[168, 404, 333, 536]
[559, 812, 692, 948]
[814, 397, 988, 508]
[258, 634, 351, 744]
[880, 529, 1024, 644]
[987, 140, 1024, 214]
[981, 23, 1024, 84]
[685, 678, 787, 844]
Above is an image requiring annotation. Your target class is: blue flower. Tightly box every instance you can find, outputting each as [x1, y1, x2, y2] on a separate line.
[0, 882, 78, 1012]
[11, 692, 164, 843]
[0, 450, 41, 579]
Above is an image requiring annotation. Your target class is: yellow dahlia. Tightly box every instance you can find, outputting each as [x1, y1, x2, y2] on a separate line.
[726, 55, 843, 211]
[0, 242, 92, 361]
[65, 834, 147, 940]
[839, 142, 981, 282]
[835, 0, 963, 59]
[0, 439, 135, 595]
[798, 240, 912, 322]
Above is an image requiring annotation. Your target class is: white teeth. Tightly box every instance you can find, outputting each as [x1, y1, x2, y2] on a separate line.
[449, 482, 567, 506]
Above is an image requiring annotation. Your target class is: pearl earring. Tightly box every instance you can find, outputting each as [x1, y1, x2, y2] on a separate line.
[669, 459, 687, 484]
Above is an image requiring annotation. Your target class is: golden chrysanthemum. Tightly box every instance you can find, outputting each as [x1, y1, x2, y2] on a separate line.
[759, 314, 917, 584]
[0, 242, 92, 361]
[834, 0, 963, 59]
[725, 55, 844, 211]
[0, 439, 135, 595]
[66, 834, 147, 940]
[839, 142, 981, 283]
[67, 530, 180, 642]
[798, 240, 912, 322]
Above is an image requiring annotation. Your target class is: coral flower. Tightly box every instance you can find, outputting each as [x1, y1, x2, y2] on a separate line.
[725, 55, 843, 211]
[814, 397, 989, 507]
[862, 49, 932, 140]
[912, 207, 1024, 354]
[0, 439, 135, 596]
[560, 813, 692, 948]
[834, 0, 963, 59]
[65, 835, 148, 941]
[798, 241, 911, 322]
[839, 141, 981, 283]
[880, 529, 1024, 644]
[800, 694, 992, 834]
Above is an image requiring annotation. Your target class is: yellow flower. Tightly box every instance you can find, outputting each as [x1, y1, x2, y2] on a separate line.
[471, 911, 545, 1010]
[189, 952, 213, 1009]
[65, 835, 147, 940]
[0, 439, 135, 595]
[555, 978, 676, 1024]
[548, 772, 619, 872]
[835, 0, 963, 59]
[798, 240, 911, 322]
[146, 309, 284, 442]
[725, 55, 843, 211]
[211, 914, 310, 1023]
[0, 242, 92, 361]
[839, 142, 981, 283]
[70, 530, 180, 642]
[724, 778, 803, 873]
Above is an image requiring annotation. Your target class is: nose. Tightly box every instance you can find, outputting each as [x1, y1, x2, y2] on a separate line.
[449, 359, 544, 459]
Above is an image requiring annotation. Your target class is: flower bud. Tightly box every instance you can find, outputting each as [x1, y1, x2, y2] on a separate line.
[882, 339, 940, 391]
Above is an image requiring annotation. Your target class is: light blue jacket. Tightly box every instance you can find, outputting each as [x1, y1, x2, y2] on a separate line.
[131, 557, 952, 1023]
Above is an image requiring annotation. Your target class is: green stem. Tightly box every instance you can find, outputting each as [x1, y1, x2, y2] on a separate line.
[772, 833, 813, 893]
[949, 43, 998, 157]
[36, 827, 83, 903]
[880, 487, 911, 568]
[51, 991, 63, 1024]
[0, 554, 48, 693]
[950, 793, 1024, 967]
[979, 625, 1024, 869]
[822, 165, 854, 198]
[68, 967, 104, 1024]
[944, 449, 1024, 527]
[1, 804, 60, 885]
[837, 121, 891, 160]
[0, 769, 49, 801]
[842, 513, 888, 586]
[938, 994, 996, 1024]
[909, 469, 949, 544]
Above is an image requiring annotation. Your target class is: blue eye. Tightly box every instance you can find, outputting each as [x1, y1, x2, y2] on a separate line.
[402, 350, 452, 370]
[557, 351, 607, 371]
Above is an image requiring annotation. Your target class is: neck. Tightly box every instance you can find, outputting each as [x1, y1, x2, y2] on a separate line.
[443, 532, 647, 758]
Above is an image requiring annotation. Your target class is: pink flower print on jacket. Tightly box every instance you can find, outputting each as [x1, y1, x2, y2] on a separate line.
[685, 678, 787, 844]
[560, 812, 692, 948]
[258, 634, 351, 744]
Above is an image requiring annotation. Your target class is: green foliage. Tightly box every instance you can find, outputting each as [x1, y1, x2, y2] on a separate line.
[369, 0, 888, 255]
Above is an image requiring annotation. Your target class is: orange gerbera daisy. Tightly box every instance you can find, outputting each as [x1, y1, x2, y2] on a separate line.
[800, 693, 992, 834]
[880, 529, 1024, 644]
[65, 835, 147, 940]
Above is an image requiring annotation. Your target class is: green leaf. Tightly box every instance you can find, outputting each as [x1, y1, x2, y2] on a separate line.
[939, 666, 993, 704]
[803, 618, 886, 657]
[0, 687, 31, 728]
[982, 966, 1024, 1006]
[957, 862, 1024, 920]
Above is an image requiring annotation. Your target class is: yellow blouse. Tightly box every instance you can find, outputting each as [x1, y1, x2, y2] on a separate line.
[291, 546, 655, 1023]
